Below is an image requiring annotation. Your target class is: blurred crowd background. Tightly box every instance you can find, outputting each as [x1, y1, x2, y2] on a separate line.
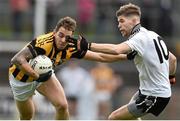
[0, 0, 180, 120]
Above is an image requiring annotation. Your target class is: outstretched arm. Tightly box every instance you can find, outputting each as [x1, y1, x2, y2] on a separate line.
[90, 42, 131, 55]
[66, 35, 132, 55]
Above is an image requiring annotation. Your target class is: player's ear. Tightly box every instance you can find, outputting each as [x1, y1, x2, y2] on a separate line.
[132, 15, 139, 24]
[132, 18, 136, 23]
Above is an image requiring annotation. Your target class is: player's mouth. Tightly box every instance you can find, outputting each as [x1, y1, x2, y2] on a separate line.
[56, 41, 67, 49]
[59, 43, 67, 48]
[120, 29, 125, 34]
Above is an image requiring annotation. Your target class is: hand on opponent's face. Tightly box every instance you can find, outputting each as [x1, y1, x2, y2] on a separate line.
[65, 35, 90, 52]
[66, 35, 138, 61]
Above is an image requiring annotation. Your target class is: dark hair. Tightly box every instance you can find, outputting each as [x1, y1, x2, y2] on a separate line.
[116, 3, 141, 17]
[54, 16, 77, 32]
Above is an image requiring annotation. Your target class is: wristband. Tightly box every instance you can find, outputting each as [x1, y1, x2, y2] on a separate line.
[169, 75, 175, 79]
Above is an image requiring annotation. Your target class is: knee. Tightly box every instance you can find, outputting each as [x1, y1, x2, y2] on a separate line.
[54, 101, 68, 112]
[108, 112, 116, 120]
[20, 112, 34, 120]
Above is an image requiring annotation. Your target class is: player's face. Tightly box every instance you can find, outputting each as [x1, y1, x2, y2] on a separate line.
[54, 27, 73, 50]
[117, 15, 135, 37]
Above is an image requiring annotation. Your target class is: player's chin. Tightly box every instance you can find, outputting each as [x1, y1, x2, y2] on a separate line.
[57, 45, 67, 50]
[120, 31, 127, 37]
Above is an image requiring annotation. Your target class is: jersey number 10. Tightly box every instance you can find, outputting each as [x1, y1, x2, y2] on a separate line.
[153, 36, 169, 64]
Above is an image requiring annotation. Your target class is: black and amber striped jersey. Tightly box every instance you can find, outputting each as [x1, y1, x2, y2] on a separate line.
[9, 32, 87, 82]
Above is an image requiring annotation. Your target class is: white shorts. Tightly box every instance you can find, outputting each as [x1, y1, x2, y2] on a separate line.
[9, 74, 42, 101]
[127, 90, 170, 117]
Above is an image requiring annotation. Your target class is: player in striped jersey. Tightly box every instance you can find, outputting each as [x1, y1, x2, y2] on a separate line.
[9, 16, 134, 120]
[68, 3, 177, 120]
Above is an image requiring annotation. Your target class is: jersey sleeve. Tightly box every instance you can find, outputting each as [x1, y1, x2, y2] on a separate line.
[125, 34, 145, 56]
[71, 50, 87, 59]
[27, 38, 46, 58]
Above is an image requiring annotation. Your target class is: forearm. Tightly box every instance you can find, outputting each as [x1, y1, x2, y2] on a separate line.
[90, 43, 120, 54]
[84, 51, 127, 63]
[20, 62, 39, 79]
[99, 53, 127, 62]
[67, 35, 130, 54]
[11, 46, 39, 79]
[11, 56, 39, 79]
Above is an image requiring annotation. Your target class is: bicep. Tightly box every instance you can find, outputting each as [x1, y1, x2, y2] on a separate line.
[169, 52, 177, 66]
[169, 52, 176, 61]
[169, 51, 177, 75]
[116, 42, 132, 54]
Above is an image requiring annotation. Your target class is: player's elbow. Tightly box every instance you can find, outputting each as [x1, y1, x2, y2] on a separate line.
[11, 55, 22, 65]
[113, 50, 120, 55]
[11, 56, 17, 64]
[172, 55, 177, 64]
[113, 46, 122, 55]
[170, 53, 177, 63]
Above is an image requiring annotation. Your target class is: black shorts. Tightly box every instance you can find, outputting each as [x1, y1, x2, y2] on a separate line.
[128, 90, 170, 117]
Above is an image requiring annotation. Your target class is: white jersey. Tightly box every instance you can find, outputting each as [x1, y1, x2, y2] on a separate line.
[125, 25, 171, 97]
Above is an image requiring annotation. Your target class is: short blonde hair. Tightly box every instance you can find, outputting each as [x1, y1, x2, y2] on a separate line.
[116, 3, 141, 17]
[54, 16, 77, 32]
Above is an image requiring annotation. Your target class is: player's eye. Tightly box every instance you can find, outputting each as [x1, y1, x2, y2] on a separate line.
[120, 19, 124, 23]
[58, 32, 65, 38]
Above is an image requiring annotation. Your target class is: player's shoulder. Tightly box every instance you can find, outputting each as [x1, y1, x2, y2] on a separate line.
[35, 32, 54, 47]
[131, 27, 154, 40]
[128, 27, 144, 39]
[36, 32, 54, 42]
[141, 27, 159, 38]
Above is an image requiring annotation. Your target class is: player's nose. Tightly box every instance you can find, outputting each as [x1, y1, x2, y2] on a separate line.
[61, 37, 66, 43]
[118, 23, 121, 29]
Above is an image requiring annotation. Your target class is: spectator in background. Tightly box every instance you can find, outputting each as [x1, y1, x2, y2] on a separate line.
[96, 0, 111, 35]
[77, 0, 95, 33]
[10, 0, 30, 38]
[46, 0, 64, 32]
[56, 60, 97, 119]
[110, 72, 124, 111]
[90, 62, 116, 119]
[157, 0, 173, 38]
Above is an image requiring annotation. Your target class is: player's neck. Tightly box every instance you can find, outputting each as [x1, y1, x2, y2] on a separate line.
[130, 23, 141, 35]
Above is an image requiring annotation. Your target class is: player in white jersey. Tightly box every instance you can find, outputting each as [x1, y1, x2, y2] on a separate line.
[67, 3, 177, 120]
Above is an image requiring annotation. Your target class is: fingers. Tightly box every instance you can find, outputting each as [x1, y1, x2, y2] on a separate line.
[65, 36, 77, 43]
[66, 43, 78, 53]
[66, 35, 82, 51]
[77, 35, 82, 50]
[67, 43, 76, 47]
[69, 48, 78, 53]
[65, 35, 88, 51]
